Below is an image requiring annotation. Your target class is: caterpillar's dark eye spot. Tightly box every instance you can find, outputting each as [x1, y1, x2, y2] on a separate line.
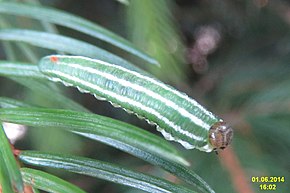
[209, 121, 233, 150]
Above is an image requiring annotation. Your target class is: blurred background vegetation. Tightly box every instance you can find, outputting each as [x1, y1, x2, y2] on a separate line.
[1, 0, 290, 192]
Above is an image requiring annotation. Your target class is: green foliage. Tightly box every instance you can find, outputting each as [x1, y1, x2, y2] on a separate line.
[20, 151, 197, 193]
[1, 0, 290, 193]
[0, 107, 189, 167]
[0, 107, 215, 193]
[127, 0, 186, 82]
[0, 1, 216, 193]
[0, 1, 158, 65]
[0, 96, 32, 108]
[21, 168, 87, 193]
[0, 61, 44, 78]
[0, 29, 146, 73]
[0, 124, 23, 192]
[0, 155, 15, 193]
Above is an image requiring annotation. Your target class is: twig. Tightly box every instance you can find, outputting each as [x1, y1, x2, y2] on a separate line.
[219, 147, 255, 193]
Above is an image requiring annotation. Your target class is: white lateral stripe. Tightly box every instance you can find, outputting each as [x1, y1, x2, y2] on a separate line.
[58, 62, 211, 131]
[53, 55, 216, 119]
[46, 70, 205, 141]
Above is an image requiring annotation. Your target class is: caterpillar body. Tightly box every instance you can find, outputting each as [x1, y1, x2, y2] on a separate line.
[39, 55, 233, 152]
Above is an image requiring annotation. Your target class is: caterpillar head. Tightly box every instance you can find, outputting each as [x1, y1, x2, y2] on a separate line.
[209, 121, 233, 152]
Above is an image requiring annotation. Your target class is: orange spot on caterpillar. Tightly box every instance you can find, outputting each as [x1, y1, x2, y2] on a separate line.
[50, 56, 59, 63]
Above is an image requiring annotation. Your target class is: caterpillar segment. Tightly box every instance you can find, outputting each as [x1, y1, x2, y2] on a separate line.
[39, 55, 233, 152]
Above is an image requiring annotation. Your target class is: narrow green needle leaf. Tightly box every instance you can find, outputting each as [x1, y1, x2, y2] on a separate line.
[0, 29, 147, 74]
[0, 155, 15, 193]
[32, 187, 41, 193]
[0, 18, 39, 63]
[0, 61, 45, 79]
[0, 2, 158, 66]
[0, 108, 215, 193]
[0, 61, 88, 112]
[21, 168, 87, 193]
[20, 151, 196, 193]
[0, 123, 24, 192]
[0, 97, 32, 108]
[21, 0, 60, 35]
[0, 62, 89, 112]
[9, 77, 90, 112]
[1, 41, 17, 61]
[0, 107, 188, 166]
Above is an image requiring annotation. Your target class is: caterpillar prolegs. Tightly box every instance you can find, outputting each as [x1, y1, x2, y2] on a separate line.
[39, 55, 233, 152]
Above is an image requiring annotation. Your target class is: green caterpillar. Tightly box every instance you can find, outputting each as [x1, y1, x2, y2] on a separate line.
[39, 55, 233, 152]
